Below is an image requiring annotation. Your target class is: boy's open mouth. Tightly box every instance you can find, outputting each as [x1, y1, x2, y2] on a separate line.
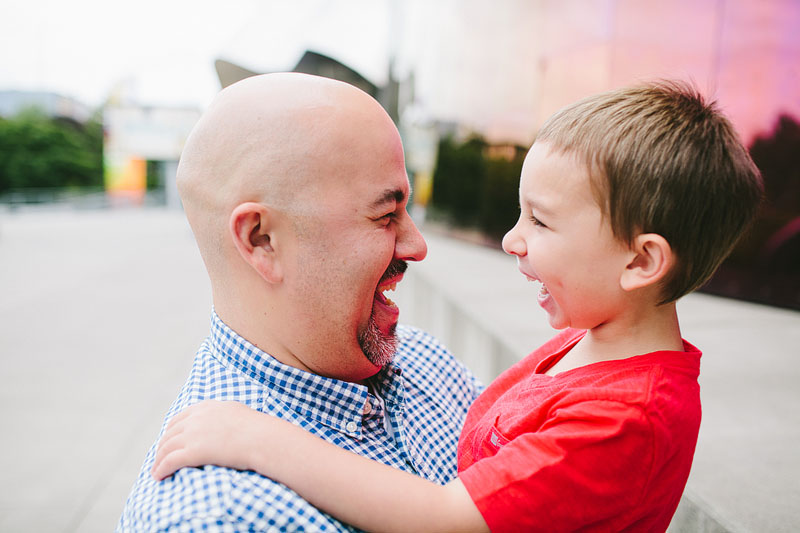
[533, 280, 549, 298]
[524, 274, 550, 299]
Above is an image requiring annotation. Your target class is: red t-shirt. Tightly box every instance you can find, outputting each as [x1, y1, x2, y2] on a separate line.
[457, 329, 701, 532]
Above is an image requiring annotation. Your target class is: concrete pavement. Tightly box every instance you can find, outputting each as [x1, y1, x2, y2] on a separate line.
[0, 208, 797, 532]
[0, 208, 209, 531]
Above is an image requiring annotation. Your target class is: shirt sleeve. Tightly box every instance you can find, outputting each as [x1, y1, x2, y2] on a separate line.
[117, 463, 355, 532]
[458, 399, 655, 533]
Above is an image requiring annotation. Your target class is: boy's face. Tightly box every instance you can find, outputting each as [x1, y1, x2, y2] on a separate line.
[502, 142, 633, 331]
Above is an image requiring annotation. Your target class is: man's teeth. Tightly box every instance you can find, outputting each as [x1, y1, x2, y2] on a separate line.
[379, 282, 398, 307]
[379, 282, 397, 295]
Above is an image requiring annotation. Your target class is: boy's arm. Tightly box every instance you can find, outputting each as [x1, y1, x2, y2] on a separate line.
[152, 400, 488, 533]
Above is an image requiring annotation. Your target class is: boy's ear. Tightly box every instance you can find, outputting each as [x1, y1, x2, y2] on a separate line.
[620, 233, 673, 292]
[229, 202, 283, 284]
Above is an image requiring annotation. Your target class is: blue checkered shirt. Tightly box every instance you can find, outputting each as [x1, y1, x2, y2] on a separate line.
[117, 311, 482, 532]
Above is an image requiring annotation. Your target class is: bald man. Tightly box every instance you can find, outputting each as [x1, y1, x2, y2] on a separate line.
[117, 73, 482, 532]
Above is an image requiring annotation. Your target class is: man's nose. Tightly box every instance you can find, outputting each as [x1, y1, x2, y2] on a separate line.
[395, 211, 428, 262]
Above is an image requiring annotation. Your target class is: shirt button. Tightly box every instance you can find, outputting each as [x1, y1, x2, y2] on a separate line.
[346, 421, 358, 433]
[362, 401, 372, 415]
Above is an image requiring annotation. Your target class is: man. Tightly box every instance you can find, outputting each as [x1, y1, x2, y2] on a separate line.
[117, 73, 481, 531]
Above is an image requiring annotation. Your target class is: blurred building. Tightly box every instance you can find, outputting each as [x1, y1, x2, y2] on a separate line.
[103, 104, 200, 207]
[215, 50, 396, 120]
[0, 90, 91, 122]
[213, 0, 799, 204]
[389, 0, 800, 148]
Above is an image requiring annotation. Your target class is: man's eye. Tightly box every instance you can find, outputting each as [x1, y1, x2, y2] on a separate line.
[378, 213, 395, 225]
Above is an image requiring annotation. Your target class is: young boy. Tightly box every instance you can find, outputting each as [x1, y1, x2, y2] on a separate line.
[152, 81, 763, 532]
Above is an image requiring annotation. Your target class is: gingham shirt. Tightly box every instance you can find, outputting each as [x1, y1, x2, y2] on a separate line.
[117, 311, 482, 532]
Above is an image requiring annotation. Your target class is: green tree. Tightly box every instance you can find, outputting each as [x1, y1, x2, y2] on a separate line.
[431, 136, 487, 226]
[0, 108, 103, 194]
[480, 151, 525, 240]
[431, 135, 525, 242]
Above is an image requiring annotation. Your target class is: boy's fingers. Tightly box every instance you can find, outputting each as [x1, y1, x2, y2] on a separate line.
[161, 415, 187, 444]
[152, 400, 242, 481]
[167, 400, 243, 432]
[152, 431, 188, 478]
[166, 405, 194, 428]
[152, 449, 191, 481]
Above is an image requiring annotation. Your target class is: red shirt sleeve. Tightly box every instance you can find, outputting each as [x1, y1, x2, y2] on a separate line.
[459, 398, 656, 533]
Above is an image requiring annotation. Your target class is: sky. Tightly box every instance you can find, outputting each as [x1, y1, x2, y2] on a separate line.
[0, 0, 391, 110]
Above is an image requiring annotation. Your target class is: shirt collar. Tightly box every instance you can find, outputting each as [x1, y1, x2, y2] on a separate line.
[208, 310, 404, 434]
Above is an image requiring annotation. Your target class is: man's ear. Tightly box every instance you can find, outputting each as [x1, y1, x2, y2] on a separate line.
[620, 233, 673, 292]
[229, 202, 283, 284]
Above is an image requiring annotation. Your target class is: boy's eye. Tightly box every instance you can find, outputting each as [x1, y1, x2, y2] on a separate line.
[529, 214, 546, 228]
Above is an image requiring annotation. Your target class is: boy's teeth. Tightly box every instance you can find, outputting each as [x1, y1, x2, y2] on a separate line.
[539, 284, 549, 296]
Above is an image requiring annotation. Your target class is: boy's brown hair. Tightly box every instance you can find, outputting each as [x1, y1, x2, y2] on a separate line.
[536, 80, 764, 304]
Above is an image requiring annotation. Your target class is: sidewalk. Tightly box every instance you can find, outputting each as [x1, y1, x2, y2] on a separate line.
[0, 208, 797, 532]
[0, 208, 210, 532]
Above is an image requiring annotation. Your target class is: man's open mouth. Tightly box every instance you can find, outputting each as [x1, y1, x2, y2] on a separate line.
[371, 261, 407, 334]
[375, 280, 398, 308]
[374, 260, 407, 309]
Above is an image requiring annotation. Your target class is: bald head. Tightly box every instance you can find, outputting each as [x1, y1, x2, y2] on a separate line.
[177, 73, 400, 279]
[176, 72, 426, 380]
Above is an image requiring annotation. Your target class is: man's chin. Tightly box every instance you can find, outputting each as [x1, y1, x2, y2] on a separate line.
[358, 318, 397, 367]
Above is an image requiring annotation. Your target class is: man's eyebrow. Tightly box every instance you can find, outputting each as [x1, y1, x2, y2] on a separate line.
[370, 188, 406, 209]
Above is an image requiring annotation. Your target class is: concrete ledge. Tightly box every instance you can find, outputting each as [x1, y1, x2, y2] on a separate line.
[668, 489, 742, 533]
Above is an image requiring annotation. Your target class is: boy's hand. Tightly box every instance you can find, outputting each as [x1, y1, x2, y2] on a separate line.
[151, 400, 264, 481]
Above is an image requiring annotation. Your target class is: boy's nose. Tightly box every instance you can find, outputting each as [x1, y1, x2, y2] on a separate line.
[502, 221, 525, 257]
